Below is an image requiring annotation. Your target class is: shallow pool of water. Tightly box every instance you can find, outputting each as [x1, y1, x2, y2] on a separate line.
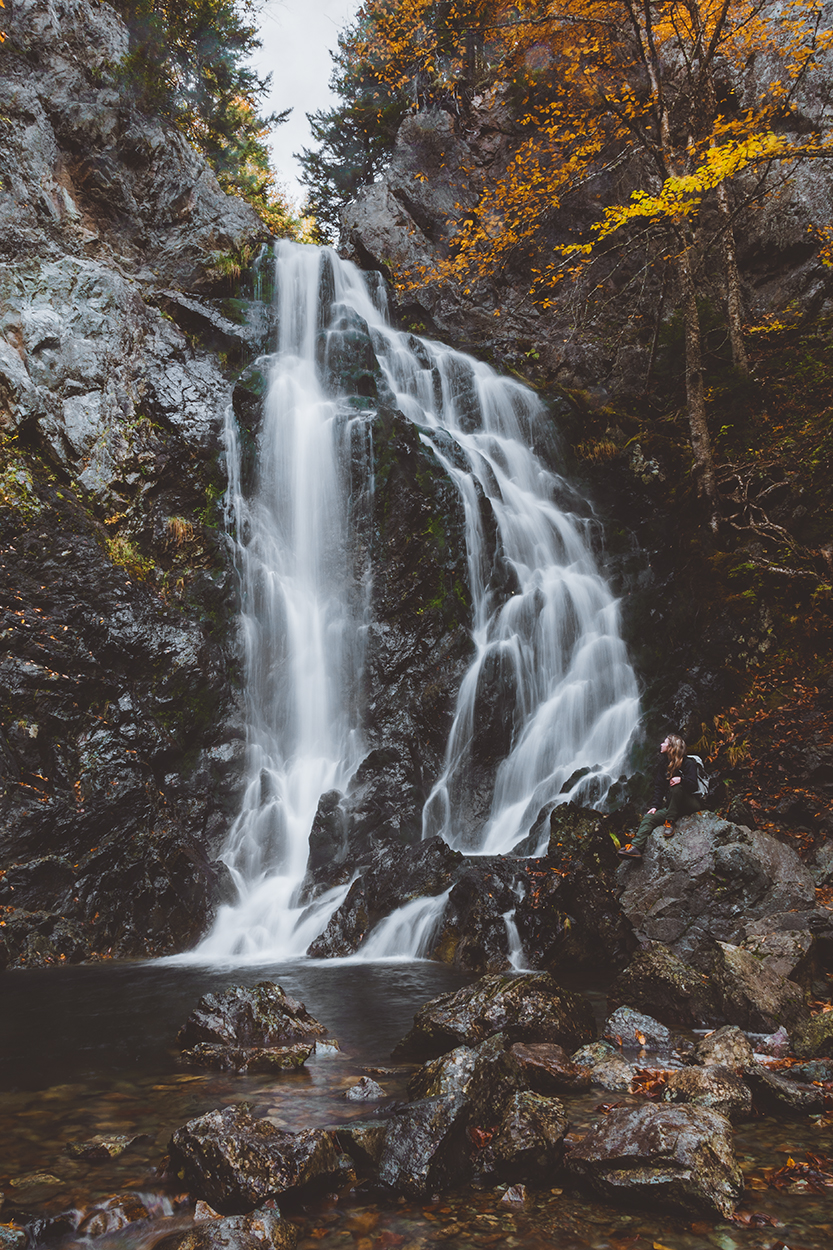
[1, 960, 831, 1250]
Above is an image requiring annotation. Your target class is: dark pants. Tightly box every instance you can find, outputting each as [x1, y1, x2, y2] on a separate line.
[632, 788, 703, 851]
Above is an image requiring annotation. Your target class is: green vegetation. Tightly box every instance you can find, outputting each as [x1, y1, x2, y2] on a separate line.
[112, 0, 304, 236]
[0, 443, 42, 520]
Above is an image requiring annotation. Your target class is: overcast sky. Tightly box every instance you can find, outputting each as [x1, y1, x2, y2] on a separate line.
[250, 0, 357, 206]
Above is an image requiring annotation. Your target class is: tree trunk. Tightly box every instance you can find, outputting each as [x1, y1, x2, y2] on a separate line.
[716, 180, 749, 377]
[677, 244, 719, 527]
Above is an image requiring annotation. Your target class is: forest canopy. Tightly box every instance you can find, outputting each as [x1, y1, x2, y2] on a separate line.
[302, 0, 833, 518]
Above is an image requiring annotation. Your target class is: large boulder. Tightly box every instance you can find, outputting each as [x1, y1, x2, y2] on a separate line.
[616, 814, 816, 959]
[793, 1010, 833, 1058]
[168, 1106, 341, 1213]
[744, 1064, 826, 1117]
[392, 973, 596, 1061]
[661, 1066, 752, 1123]
[508, 1043, 592, 1094]
[607, 943, 721, 1028]
[473, 1090, 569, 1183]
[699, 941, 809, 1033]
[377, 1096, 471, 1196]
[158, 1209, 298, 1250]
[567, 1104, 743, 1218]
[177, 984, 327, 1050]
[690, 1025, 755, 1071]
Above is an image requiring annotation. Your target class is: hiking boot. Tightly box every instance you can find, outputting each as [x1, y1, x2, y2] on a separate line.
[617, 844, 643, 859]
[662, 822, 675, 838]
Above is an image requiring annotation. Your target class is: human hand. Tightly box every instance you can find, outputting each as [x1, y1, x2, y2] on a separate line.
[647, 807, 657, 815]
[669, 777, 681, 786]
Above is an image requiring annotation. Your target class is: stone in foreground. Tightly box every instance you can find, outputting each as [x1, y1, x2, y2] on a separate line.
[168, 1106, 340, 1213]
[392, 973, 596, 1061]
[473, 1090, 569, 1183]
[182, 1043, 313, 1074]
[661, 1065, 752, 1123]
[178, 983, 327, 1050]
[509, 1042, 592, 1093]
[567, 1103, 743, 1218]
[158, 1208, 298, 1250]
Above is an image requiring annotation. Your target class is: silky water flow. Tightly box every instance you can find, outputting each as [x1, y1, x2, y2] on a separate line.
[192, 241, 639, 961]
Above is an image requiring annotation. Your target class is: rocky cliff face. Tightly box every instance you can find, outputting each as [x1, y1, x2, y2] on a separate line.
[341, 77, 833, 836]
[0, 0, 269, 964]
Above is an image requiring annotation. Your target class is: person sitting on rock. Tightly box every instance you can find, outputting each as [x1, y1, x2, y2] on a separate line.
[618, 732, 703, 860]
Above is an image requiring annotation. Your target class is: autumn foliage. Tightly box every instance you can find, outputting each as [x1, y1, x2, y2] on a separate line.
[327, 0, 833, 519]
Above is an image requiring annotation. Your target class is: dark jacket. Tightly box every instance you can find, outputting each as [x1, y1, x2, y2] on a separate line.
[651, 754, 698, 808]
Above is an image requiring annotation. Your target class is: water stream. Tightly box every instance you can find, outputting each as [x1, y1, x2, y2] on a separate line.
[194, 241, 639, 961]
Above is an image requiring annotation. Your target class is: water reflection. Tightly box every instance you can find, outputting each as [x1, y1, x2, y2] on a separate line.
[1, 963, 831, 1250]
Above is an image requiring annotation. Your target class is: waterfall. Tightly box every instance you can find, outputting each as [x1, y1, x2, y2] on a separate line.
[194, 241, 639, 962]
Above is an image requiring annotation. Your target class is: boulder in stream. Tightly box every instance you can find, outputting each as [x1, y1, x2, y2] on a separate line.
[607, 943, 720, 1028]
[661, 1066, 752, 1123]
[567, 1103, 743, 1218]
[168, 1106, 341, 1213]
[177, 984, 327, 1050]
[508, 1042, 592, 1094]
[472, 1090, 569, 1184]
[158, 1207, 298, 1250]
[392, 972, 596, 1060]
[570, 1041, 635, 1093]
[690, 1025, 755, 1071]
[180, 1043, 313, 1074]
[793, 1009, 833, 1057]
[744, 1064, 826, 1116]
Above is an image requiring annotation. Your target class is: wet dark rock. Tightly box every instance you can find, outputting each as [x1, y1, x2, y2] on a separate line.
[499, 1183, 527, 1207]
[334, 1122, 389, 1173]
[159, 1207, 298, 1250]
[306, 880, 369, 958]
[65, 1133, 152, 1160]
[0, 911, 93, 970]
[406, 1046, 476, 1101]
[392, 973, 596, 1061]
[308, 836, 463, 958]
[570, 1042, 635, 1093]
[603, 1007, 673, 1053]
[567, 1104, 743, 1218]
[744, 1064, 826, 1116]
[429, 860, 521, 972]
[782, 1058, 833, 1082]
[616, 814, 816, 960]
[344, 1077, 386, 1102]
[0, 0, 266, 963]
[690, 1025, 756, 1072]
[741, 922, 816, 988]
[508, 1042, 592, 1094]
[377, 1096, 471, 1196]
[749, 1025, 791, 1057]
[696, 941, 809, 1033]
[168, 1106, 341, 1213]
[177, 984, 327, 1050]
[473, 1090, 569, 1184]
[607, 943, 721, 1028]
[661, 1066, 752, 1123]
[76, 1194, 151, 1238]
[515, 856, 636, 975]
[181, 1043, 313, 1074]
[792, 1009, 833, 1058]
[0, 1227, 28, 1250]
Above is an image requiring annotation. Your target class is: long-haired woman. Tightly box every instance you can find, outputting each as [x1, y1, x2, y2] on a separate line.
[618, 733, 703, 860]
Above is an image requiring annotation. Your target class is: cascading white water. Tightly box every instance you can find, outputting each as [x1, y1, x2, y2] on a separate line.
[194, 243, 373, 959]
[193, 240, 639, 961]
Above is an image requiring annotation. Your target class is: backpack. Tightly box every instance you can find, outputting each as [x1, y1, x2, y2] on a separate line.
[688, 754, 710, 799]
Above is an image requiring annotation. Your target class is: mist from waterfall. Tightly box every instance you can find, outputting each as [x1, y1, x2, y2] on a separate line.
[191, 241, 639, 962]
